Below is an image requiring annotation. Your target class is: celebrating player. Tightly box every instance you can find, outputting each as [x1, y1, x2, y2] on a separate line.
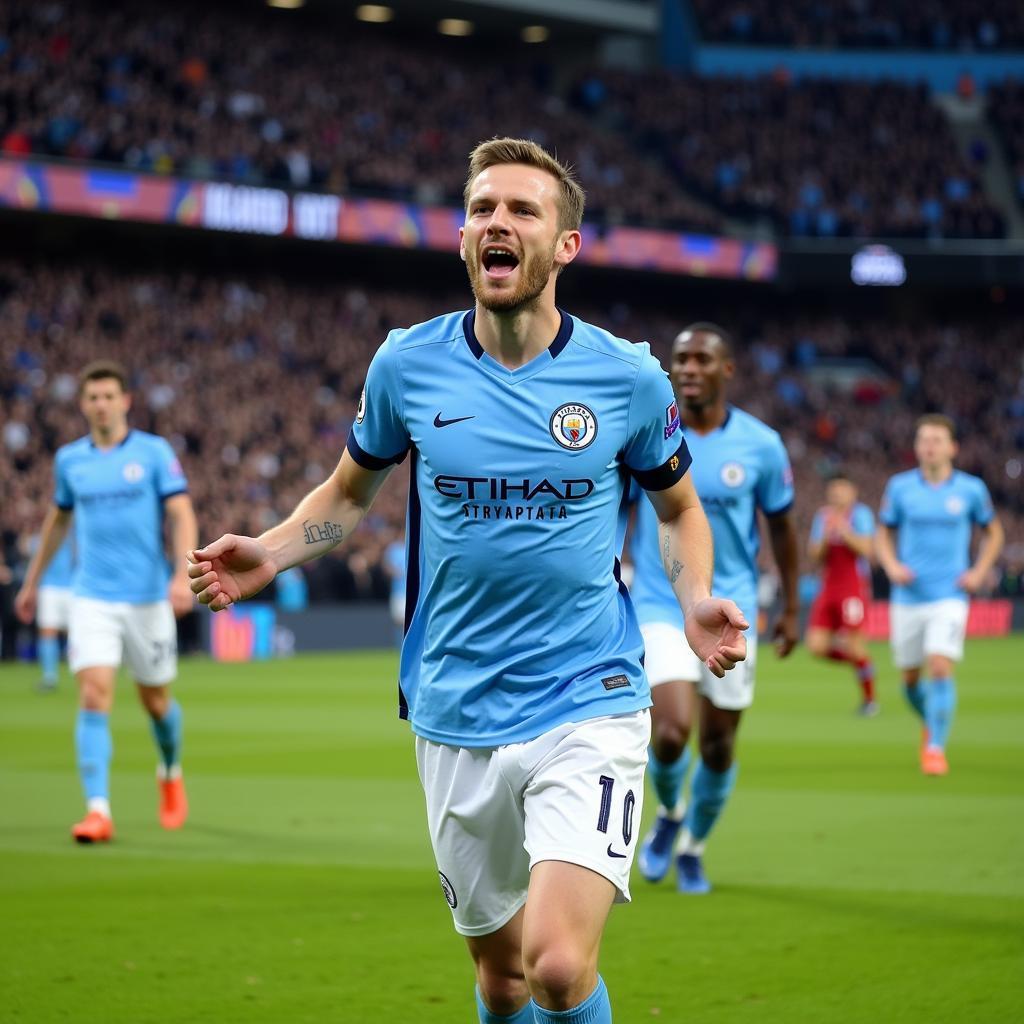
[805, 473, 878, 715]
[876, 414, 1003, 775]
[631, 323, 799, 894]
[15, 361, 197, 842]
[187, 139, 747, 1024]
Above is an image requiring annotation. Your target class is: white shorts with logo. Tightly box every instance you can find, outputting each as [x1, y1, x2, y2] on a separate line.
[68, 596, 178, 685]
[415, 710, 650, 937]
[890, 598, 968, 669]
[641, 620, 758, 710]
[37, 586, 72, 631]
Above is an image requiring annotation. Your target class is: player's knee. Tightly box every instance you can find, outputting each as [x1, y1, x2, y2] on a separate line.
[652, 719, 689, 763]
[140, 689, 170, 719]
[699, 732, 735, 773]
[524, 949, 592, 1011]
[927, 655, 953, 678]
[902, 669, 921, 686]
[476, 962, 528, 1017]
[805, 632, 828, 657]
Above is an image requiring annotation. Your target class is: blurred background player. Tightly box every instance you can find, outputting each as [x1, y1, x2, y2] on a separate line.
[15, 361, 197, 842]
[876, 414, 1004, 776]
[805, 474, 878, 715]
[31, 532, 75, 692]
[383, 531, 406, 647]
[632, 323, 799, 894]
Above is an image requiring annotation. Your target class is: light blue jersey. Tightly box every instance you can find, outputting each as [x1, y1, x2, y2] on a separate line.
[879, 469, 994, 605]
[54, 430, 188, 604]
[40, 532, 75, 589]
[629, 407, 794, 629]
[349, 309, 690, 747]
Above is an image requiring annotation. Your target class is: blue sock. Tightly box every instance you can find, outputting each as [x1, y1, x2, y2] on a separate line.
[75, 710, 112, 803]
[903, 683, 927, 721]
[648, 745, 691, 813]
[475, 988, 534, 1023]
[532, 976, 612, 1023]
[150, 700, 183, 771]
[39, 635, 60, 683]
[924, 677, 956, 750]
[684, 759, 738, 842]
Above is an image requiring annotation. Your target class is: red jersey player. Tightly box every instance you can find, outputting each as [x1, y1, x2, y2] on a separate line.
[805, 473, 878, 715]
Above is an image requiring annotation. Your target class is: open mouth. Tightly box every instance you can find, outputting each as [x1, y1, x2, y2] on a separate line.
[482, 247, 520, 279]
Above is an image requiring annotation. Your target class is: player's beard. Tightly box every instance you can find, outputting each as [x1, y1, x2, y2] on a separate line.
[466, 239, 557, 314]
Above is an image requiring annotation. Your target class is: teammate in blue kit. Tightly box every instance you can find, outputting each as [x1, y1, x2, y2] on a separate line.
[32, 531, 75, 691]
[876, 414, 1003, 776]
[188, 139, 748, 1024]
[632, 324, 799, 894]
[16, 361, 198, 842]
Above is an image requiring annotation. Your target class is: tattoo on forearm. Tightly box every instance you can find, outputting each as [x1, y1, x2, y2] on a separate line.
[661, 528, 671, 568]
[302, 519, 344, 545]
[670, 560, 684, 584]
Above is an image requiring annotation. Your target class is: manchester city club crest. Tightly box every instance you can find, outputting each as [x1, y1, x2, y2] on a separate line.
[720, 461, 746, 487]
[550, 403, 597, 451]
[946, 496, 965, 515]
[122, 462, 145, 482]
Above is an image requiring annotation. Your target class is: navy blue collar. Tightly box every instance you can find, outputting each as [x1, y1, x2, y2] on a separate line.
[462, 308, 573, 362]
[89, 429, 133, 450]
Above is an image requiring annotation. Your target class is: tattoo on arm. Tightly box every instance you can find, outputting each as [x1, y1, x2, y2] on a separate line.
[661, 527, 671, 568]
[302, 519, 344, 546]
[670, 560, 684, 584]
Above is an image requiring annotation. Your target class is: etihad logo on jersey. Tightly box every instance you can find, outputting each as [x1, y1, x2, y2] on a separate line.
[435, 474, 595, 522]
[550, 403, 597, 451]
[434, 476, 594, 501]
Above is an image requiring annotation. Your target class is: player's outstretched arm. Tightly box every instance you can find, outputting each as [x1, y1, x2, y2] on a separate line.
[646, 471, 748, 678]
[188, 450, 393, 612]
[14, 505, 72, 623]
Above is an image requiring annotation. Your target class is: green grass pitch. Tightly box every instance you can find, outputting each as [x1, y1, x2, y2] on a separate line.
[2, 637, 1022, 1023]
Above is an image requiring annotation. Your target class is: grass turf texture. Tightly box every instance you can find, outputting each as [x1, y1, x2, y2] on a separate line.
[2, 638, 1022, 1023]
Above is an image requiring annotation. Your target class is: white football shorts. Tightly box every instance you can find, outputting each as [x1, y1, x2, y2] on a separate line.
[37, 586, 72, 631]
[68, 596, 178, 685]
[640, 620, 758, 710]
[890, 598, 968, 669]
[415, 709, 650, 937]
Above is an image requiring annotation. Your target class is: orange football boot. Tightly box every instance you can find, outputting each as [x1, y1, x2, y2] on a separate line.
[159, 773, 188, 830]
[71, 810, 114, 844]
[921, 746, 949, 776]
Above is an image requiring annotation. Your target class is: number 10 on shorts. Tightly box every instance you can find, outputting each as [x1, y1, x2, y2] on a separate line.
[597, 775, 635, 850]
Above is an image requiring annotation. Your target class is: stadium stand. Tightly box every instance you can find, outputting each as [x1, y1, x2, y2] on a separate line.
[689, 0, 1024, 50]
[0, 0, 1014, 239]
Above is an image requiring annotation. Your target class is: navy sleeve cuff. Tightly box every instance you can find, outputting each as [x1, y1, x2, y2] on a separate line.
[346, 432, 409, 470]
[160, 488, 189, 501]
[55, 501, 74, 512]
[629, 438, 691, 492]
[764, 500, 794, 519]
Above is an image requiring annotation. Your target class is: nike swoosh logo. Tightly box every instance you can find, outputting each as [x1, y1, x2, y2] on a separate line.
[606, 844, 628, 859]
[433, 413, 475, 428]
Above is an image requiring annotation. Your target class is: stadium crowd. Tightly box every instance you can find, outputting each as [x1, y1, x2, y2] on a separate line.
[572, 71, 1007, 239]
[2, 261, 1022, 608]
[690, 0, 1024, 50]
[0, 0, 1016, 239]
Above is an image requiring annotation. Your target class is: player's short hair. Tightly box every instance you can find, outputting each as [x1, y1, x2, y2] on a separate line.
[79, 359, 129, 394]
[464, 137, 585, 233]
[915, 413, 956, 440]
[827, 469, 853, 484]
[678, 321, 734, 358]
